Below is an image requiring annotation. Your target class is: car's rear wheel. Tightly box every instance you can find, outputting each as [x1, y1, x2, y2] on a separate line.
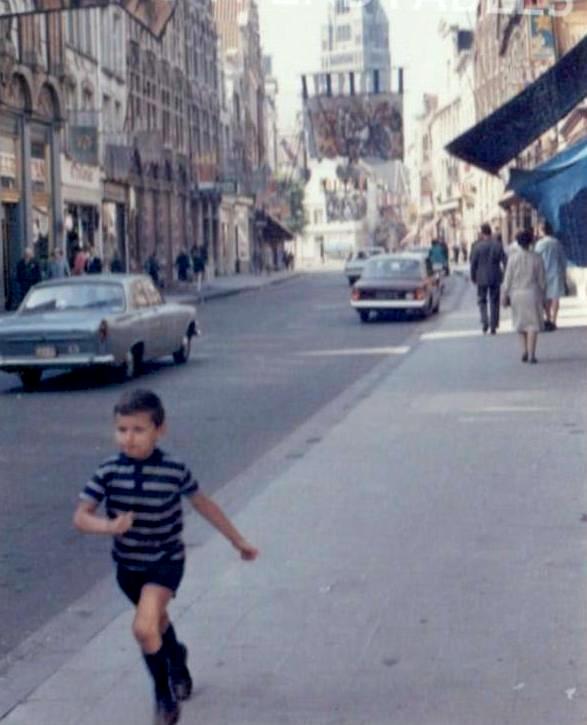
[19, 370, 42, 390]
[358, 310, 370, 323]
[173, 333, 192, 364]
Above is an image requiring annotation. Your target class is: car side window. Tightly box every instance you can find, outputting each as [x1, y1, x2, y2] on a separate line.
[142, 278, 162, 305]
[131, 281, 149, 308]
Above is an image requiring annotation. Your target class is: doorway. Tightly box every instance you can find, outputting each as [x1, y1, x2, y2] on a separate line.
[1, 202, 21, 310]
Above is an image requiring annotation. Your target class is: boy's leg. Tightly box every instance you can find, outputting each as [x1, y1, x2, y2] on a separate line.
[160, 614, 193, 700]
[134, 585, 180, 725]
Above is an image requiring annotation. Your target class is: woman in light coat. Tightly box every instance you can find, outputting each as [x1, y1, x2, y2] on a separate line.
[502, 228, 546, 363]
[534, 221, 566, 330]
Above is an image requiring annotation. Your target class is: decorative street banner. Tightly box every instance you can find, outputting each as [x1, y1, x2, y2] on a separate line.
[0, 0, 175, 38]
[69, 125, 98, 166]
[305, 92, 403, 162]
[321, 164, 368, 223]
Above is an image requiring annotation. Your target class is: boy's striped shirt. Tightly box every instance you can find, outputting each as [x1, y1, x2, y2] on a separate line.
[80, 448, 199, 569]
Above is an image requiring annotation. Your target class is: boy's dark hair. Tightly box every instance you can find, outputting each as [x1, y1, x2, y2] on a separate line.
[480, 223, 492, 236]
[516, 228, 534, 249]
[114, 389, 165, 427]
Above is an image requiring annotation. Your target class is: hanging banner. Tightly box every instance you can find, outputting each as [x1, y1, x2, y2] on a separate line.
[322, 164, 369, 222]
[0, 0, 175, 39]
[304, 92, 403, 163]
[69, 125, 98, 166]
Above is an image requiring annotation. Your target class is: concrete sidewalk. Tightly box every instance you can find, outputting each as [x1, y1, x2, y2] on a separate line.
[166, 268, 303, 306]
[2, 283, 587, 724]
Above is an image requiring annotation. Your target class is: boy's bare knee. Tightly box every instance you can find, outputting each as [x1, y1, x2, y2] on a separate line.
[132, 617, 159, 649]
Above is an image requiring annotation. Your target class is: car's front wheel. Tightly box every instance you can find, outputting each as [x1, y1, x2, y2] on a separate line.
[358, 310, 370, 323]
[173, 333, 192, 364]
[118, 347, 142, 381]
[19, 370, 42, 390]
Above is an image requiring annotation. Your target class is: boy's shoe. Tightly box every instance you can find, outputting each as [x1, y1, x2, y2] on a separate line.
[154, 692, 180, 725]
[169, 644, 193, 701]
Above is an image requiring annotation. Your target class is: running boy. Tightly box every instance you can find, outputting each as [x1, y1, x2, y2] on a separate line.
[73, 389, 258, 725]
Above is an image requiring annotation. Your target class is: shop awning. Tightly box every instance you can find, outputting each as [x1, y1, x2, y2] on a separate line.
[257, 211, 294, 242]
[446, 36, 587, 175]
[507, 136, 587, 265]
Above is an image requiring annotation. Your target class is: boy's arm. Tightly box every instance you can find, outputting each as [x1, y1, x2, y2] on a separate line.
[73, 500, 133, 536]
[189, 492, 258, 560]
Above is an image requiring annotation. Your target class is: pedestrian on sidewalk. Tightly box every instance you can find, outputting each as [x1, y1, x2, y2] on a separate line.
[47, 247, 70, 279]
[175, 249, 191, 282]
[145, 251, 162, 289]
[470, 222, 507, 334]
[501, 228, 546, 363]
[15, 246, 41, 302]
[190, 245, 205, 299]
[73, 389, 259, 725]
[534, 221, 567, 331]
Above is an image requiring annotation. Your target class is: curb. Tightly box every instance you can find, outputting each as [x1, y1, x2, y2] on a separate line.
[170, 271, 304, 306]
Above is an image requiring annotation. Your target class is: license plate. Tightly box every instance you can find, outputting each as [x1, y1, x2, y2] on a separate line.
[35, 345, 57, 359]
[377, 291, 399, 300]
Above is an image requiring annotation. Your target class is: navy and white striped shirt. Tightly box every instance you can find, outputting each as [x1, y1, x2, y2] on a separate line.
[80, 447, 199, 569]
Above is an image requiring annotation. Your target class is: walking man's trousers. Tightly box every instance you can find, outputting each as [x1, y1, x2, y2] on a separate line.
[477, 284, 501, 332]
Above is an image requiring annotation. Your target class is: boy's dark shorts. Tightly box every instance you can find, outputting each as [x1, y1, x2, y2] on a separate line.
[116, 562, 184, 605]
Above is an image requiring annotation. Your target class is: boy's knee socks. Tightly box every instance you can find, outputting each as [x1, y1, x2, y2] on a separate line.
[143, 647, 173, 697]
[162, 623, 182, 661]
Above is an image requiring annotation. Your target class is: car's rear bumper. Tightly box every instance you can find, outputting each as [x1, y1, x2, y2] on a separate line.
[351, 300, 427, 310]
[0, 353, 116, 371]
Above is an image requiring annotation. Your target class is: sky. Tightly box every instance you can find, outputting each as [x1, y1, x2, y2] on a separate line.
[258, 0, 473, 134]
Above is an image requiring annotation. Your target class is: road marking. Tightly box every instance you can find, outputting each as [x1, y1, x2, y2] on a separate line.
[298, 346, 410, 357]
[420, 328, 503, 341]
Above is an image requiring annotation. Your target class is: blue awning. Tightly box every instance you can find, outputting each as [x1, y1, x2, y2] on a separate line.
[446, 36, 587, 175]
[507, 136, 587, 266]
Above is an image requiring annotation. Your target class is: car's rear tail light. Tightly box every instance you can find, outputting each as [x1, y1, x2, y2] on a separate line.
[98, 320, 108, 342]
[351, 288, 361, 301]
[415, 287, 427, 300]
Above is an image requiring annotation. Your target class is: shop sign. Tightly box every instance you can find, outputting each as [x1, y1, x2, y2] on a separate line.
[62, 158, 98, 190]
[0, 152, 16, 179]
[71, 162, 95, 184]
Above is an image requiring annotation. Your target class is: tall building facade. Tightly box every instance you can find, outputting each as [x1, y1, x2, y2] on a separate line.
[0, 11, 67, 309]
[320, 0, 391, 93]
[214, 0, 268, 272]
[303, 0, 405, 259]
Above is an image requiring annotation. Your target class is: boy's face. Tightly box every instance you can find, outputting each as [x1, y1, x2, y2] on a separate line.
[114, 412, 164, 460]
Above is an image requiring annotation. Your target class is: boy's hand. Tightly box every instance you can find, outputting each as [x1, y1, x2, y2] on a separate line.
[233, 538, 259, 561]
[108, 512, 134, 535]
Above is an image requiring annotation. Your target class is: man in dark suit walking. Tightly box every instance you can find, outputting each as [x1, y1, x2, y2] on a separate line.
[470, 223, 507, 335]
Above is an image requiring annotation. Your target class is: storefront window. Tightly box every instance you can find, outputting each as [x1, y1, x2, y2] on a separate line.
[64, 203, 97, 265]
[31, 127, 52, 264]
[0, 135, 19, 195]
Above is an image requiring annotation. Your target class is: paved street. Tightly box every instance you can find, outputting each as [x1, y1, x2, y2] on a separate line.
[2, 271, 587, 724]
[0, 269, 462, 659]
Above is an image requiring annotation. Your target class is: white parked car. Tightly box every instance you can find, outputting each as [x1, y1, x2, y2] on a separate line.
[343, 246, 386, 285]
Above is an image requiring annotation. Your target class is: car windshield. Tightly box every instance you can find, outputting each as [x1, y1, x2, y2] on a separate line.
[22, 283, 125, 313]
[363, 258, 423, 280]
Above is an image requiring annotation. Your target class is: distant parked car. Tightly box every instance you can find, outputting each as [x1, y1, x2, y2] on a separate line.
[350, 252, 441, 323]
[343, 246, 386, 285]
[0, 275, 199, 389]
